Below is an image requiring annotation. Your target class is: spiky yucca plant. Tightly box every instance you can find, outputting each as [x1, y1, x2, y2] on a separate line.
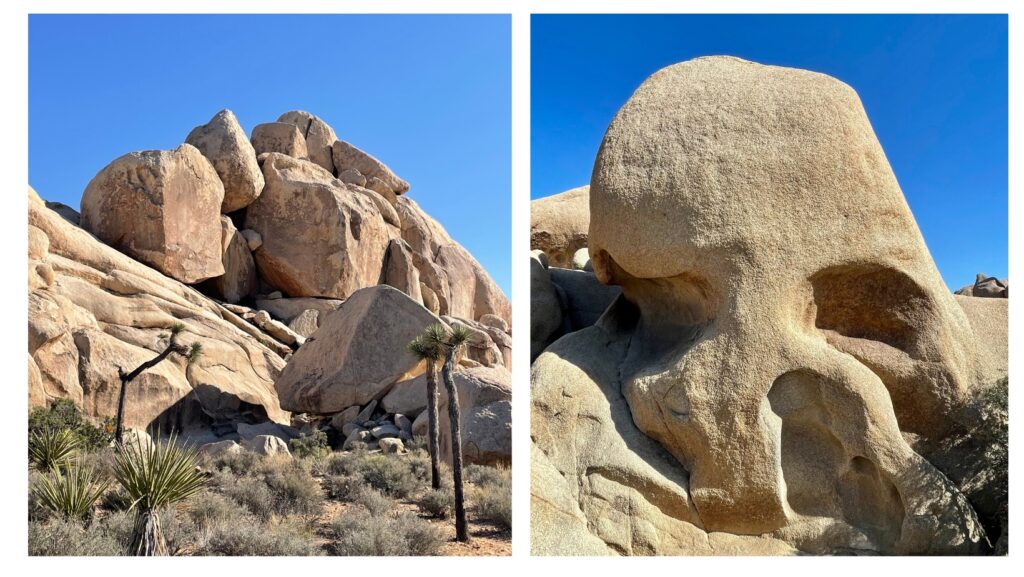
[113, 434, 206, 556]
[426, 322, 474, 542]
[30, 460, 109, 519]
[409, 331, 444, 490]
[29, 428, 79, 471]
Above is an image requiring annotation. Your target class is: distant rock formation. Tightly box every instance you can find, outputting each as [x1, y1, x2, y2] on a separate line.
[955, 273, 1008, 298]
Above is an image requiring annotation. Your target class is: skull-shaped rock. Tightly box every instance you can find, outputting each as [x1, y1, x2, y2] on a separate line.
[532, 57, 988, 555]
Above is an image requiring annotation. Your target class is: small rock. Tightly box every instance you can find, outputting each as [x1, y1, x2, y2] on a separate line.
[330, 405, 361, 430]
[394, 414, 413, 436]
[355, 400, 378, 424]
[379, 438, 405, 454]
[198, 440, 243, 459]
[338, 168, 367, 187]
[478, 313, 509, 334]
[343, 429, 371, 451]
[242, 434, 291, 456]
[370, 423, 401, 439]
[572, 247, 592, 271]
[241, 229, 263, 251]
[267, 291, 283, 300]
[288, 309, 320, 338]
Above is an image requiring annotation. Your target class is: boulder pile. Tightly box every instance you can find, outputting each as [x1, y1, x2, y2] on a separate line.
[29, 109, 511, 463]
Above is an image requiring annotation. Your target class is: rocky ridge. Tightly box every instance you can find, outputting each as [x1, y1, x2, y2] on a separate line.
[29, 108, 511, 463]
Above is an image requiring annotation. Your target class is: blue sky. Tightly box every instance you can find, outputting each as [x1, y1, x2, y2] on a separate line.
[532, 14, 1008, 290]
[30, 14, 511, 296]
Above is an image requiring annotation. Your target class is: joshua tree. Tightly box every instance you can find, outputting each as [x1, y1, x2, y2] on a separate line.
[114, 323, 202, 443]
[409, 331, 444, 490]
[113, 433, 205, 556]
[426, 322, 474, 542]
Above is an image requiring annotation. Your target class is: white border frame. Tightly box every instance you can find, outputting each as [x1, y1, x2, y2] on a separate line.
[1, 1, 1017, 573]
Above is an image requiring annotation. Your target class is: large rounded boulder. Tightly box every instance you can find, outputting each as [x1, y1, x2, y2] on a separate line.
[80, 144, 226, 284]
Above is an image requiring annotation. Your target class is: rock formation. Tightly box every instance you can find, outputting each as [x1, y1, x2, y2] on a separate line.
[30, 108, 511, 462]
[29, 187, 287, 432]
[955, 273, 1008, 298]
[530, 185, 589, 268]
[531, 57, 1006, 556]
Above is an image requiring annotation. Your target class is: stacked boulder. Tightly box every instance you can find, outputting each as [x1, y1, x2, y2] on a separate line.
[30, 108, 512, 460]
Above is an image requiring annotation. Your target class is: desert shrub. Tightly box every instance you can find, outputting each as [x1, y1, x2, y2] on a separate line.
[186, 491, 241, 530]
[405, 449, 433, 483]
[29, 399, 113, 452]
[466, 463, 509, 488]
[31, 461, 109, 519]
[356, 454, 421, 498]
[405, 435, 428, 452]
[198, 518, 321, 556]
[264, 465, 324, 520]
[471, 485, 511, 530]
[220, 475, 275, 521]
[28, 517, 124, 556]
[205, 449, 263, 477]
[418, 488, 454, 519]
[29, 428, 79, 471]
[289, 430, 330, 460]
[323, 474, 361, 501]
[468, 466, 511, 529]
[330, 507, 444, 556]
[99, 485, 134, 512]
[78, 446, 118, 481]
[351, 486, 393, 516]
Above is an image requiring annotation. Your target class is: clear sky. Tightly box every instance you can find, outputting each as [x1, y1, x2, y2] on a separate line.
[30, 14, 511, 296]
[532, 14, 1008, 291]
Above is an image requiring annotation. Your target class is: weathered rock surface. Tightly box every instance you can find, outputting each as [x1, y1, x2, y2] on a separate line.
[438, 366, 512, 466]
[383, 238, 422, 303]
[185, 109, 265, 213]
[530, 253, 563, 361]
[250, 122, 308, 159]
[241, 434, 291, 456]
[80, 144, 225, 284]
[274, 285, 445, 413]
[44, 201, 80, 226]
[255, 296, 344, 325]
[29, 188, 289, 432]
[277, 110, 337, 174]
[332, 140, 409, 195]
[533, 57, 995, 555]
[244, 153, 393, 298]
[206, 216, 257, 304]
[549, 268, 621, 332]
[531, 185, 590, 268]
[395, 196, 510, 326]
[287, 309, 319, 338]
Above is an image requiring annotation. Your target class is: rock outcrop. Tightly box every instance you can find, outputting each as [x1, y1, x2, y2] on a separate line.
[29, 188, 288, 432]
[955, 273, 1008, 298]
[531, 56, 1002, 556]
[80, 144, 225, 284]
[530, 185, 589, 268]
[31, 107, 511, 468]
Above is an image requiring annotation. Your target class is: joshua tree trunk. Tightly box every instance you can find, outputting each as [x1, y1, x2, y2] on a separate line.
[441, 351, 470, 542]
[127, 508, 167, 556]
[114, 343, 180, 444]
[425, 358, 443, 490]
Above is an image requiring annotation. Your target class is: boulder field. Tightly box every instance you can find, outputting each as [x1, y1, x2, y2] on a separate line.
[28, 109, 511, 464]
